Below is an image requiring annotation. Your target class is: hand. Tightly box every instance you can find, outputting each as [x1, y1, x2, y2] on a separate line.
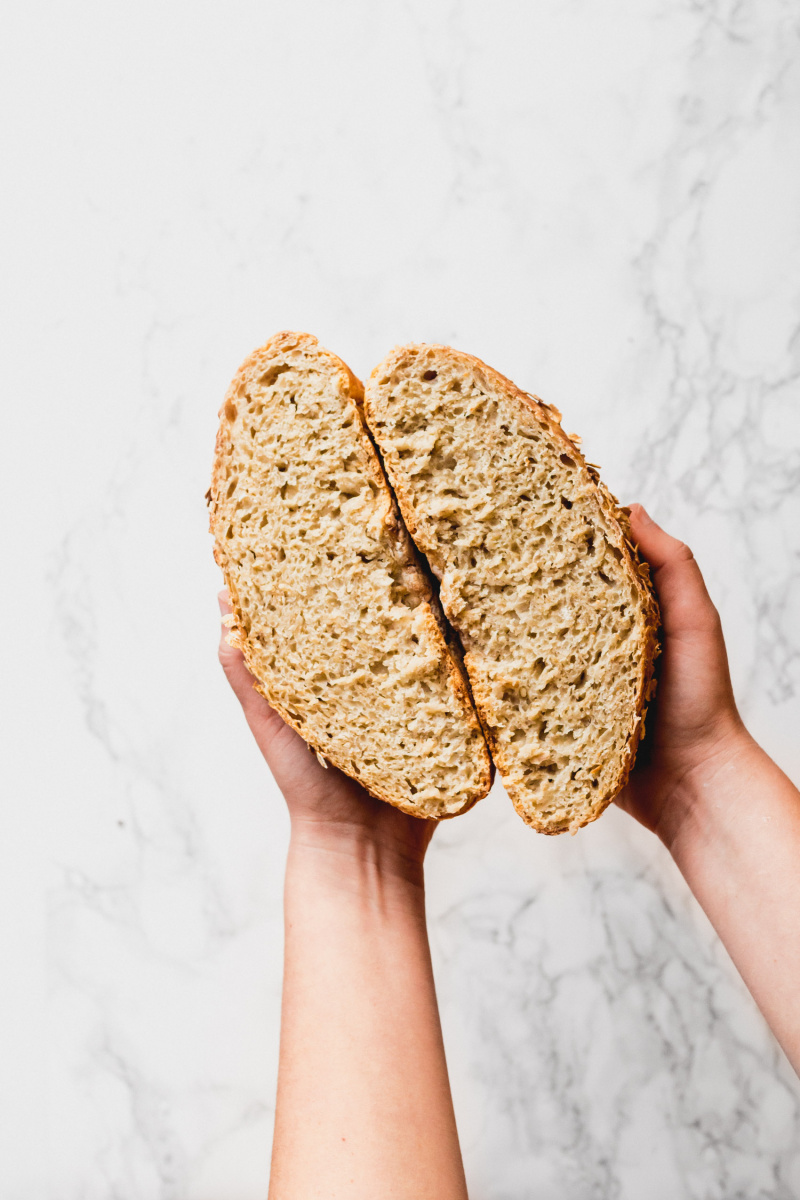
[217, 592, 435, 875]
[615, 506, 754, 846]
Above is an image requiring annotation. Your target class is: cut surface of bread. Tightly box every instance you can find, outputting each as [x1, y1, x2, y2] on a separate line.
[208, 332, 492, 818]
[364, 345, 660, 834]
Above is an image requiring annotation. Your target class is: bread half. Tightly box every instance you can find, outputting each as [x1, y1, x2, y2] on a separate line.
[208, 332, 492, 818]
[364, 345, 660, 834]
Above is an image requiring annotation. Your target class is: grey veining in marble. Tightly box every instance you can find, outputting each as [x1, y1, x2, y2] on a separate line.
[4, 0, 800, 1196]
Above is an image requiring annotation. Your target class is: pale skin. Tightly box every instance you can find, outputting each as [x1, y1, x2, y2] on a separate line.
[218, 504, 800, 1198]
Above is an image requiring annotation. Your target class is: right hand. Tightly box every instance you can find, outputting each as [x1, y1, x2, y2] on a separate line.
[615, 506, 754, 846]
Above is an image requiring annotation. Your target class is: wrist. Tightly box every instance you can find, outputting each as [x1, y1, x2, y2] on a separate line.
[287, 820, 428, 899]
[656, 723, 760, 855]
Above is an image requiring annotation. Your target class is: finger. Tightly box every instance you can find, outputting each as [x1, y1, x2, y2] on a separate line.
[628, 504, 720, 637]
[216, 596, 283, 727]
[628, 504, 696, 573]
[217, 621, 256, 707]
[217, 590, 238, 676]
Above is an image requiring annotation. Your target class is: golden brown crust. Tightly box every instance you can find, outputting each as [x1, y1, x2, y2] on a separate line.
[365, 343, 661, 834]
[208, 332, 493, 818]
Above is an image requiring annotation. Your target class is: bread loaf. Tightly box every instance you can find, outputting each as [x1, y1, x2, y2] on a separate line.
[208, 332, 493, 818]
[364, 344, 660, 834]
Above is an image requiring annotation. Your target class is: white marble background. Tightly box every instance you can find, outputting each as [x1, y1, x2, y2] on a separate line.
[3, 0, 800, 1196]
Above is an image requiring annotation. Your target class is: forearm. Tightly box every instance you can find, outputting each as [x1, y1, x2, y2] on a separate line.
[663, 733, 800, 1072]
[269, 828, 467, 1200]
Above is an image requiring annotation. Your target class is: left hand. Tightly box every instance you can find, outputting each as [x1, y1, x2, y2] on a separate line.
[218, 591, 436, 872]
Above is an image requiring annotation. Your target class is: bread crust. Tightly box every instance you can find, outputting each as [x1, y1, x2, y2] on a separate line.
[364, 344, 661, 834]
[208, 332, 493, 818]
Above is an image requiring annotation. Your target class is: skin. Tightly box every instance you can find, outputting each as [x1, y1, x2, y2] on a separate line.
[218, 601, 464, 1200]
[617, 505, 800, 1073]
[217, 503, 800, 1197]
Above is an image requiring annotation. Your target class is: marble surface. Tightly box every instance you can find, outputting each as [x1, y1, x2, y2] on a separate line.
[4, 0, 800, 1196]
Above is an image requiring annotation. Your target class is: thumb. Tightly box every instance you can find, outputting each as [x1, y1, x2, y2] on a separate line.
[217, 591, 287, 735]
[629, 505, 720, 638]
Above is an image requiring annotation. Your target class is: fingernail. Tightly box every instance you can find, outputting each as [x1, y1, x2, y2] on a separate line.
[634, 503, 654, 526]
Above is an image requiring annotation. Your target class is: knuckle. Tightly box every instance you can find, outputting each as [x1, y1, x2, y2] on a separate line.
[218, 641, 236, 673]
[707, 603, 723, 632]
